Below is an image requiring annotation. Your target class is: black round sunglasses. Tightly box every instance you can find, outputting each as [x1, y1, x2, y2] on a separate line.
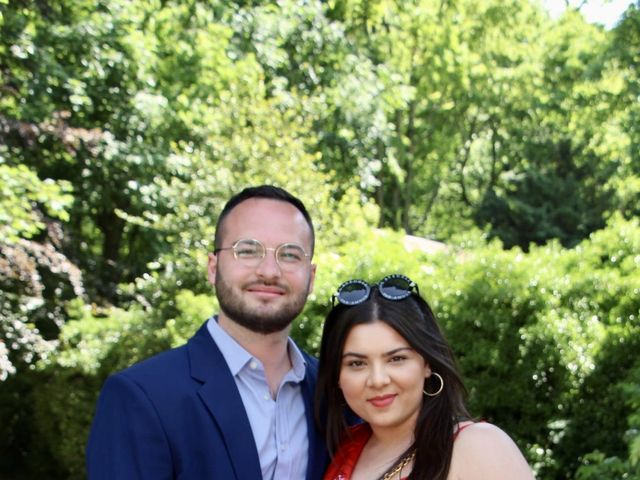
[332, 274, 419, 306]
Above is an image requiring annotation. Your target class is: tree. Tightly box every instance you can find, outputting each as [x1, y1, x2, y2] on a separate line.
[0, 160, 79, 380]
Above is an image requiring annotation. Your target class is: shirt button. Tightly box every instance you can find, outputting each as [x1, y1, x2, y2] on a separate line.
[264, 393, 270, 401]
[250, 361, 258, 370]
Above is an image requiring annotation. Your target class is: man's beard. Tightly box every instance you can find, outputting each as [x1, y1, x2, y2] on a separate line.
[215, 273, 310, 334]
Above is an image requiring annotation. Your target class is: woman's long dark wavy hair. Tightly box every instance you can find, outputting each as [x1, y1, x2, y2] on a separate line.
[315, 286, 470, 480]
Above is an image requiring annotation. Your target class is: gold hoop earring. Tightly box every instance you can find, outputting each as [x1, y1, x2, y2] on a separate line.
[423, 372, 444, 397]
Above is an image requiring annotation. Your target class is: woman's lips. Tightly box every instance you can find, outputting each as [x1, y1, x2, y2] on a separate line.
[368, 394, 396, 408]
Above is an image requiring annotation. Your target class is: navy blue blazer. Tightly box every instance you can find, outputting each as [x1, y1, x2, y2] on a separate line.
[86, 322, 328, 479]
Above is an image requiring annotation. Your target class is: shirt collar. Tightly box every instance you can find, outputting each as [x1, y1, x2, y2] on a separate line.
[207, 315, 251, 376]
[287, 337, 306, 381]
[206, 315, 306, 380]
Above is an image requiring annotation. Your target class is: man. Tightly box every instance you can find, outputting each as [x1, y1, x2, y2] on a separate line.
[86, 185, 328, 479]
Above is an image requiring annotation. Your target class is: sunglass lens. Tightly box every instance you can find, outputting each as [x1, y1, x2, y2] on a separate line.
[380, 276, 412, 300]
[337, 281, 369, 305]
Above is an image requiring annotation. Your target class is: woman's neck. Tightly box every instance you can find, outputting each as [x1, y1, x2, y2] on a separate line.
[352, 426, 415, 480]
[368, 427, 414, 459]
[368, 415, 416, 450]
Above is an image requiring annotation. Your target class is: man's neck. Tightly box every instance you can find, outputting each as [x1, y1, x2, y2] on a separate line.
[218, 314, 292, 397]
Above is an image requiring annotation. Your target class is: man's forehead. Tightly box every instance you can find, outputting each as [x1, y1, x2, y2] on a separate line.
[220, 198, 311, 240]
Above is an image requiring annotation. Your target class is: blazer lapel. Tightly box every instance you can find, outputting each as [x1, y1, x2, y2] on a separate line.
[188, 324, 262, 480]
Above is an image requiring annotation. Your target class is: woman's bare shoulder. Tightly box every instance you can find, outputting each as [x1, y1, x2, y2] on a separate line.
[448, 422, 535, 480]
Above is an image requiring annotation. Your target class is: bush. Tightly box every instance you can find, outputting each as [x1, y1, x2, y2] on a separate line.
[10, 217, 640, 479]
[27, 290, 217, 478]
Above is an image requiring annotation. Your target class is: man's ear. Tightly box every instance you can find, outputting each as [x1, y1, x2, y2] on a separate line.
[207, 252, 217, 286]
[308, 263, 317, 294]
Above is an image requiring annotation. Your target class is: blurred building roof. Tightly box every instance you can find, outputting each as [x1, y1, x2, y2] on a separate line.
[403, 235, 448, 254]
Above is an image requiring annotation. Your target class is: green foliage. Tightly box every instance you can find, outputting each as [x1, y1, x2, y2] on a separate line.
[573, 363, 640, 479]
[22, 290, 220, 478]
[5, 216, 636, 479]
[472, 10, 627, 250]
[0, 163, 72, 243]
[533, 215, 640, 478]
[164, 290, 218, 346]
[436, 244, 569, 453]
[0, 160, 78, 381]
[575, 450, 640, 480]
[1, 0, 639, 479]
[24, 300, 169, 478]
[609, 3, 640, 221]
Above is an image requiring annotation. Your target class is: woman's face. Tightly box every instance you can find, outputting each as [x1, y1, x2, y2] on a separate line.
[339, 320, 431, 437]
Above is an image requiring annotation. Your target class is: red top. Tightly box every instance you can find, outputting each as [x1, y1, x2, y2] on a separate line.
[323, 422, 475, 480]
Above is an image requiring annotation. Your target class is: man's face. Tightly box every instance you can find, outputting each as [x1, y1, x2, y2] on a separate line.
[208, 198, 316, 334]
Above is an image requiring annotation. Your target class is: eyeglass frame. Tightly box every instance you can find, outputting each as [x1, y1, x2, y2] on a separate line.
[332, 274, 419, 307]
[213, 238, 311, 271]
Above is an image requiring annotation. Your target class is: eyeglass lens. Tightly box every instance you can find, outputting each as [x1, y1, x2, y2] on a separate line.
[233, 239, 307, 271]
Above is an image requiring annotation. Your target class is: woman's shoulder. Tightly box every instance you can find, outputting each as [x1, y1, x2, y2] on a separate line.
[453, 420, 476, 438]
[449, 422, 535, 479]
[453, 421, 522, 450]
[455, 421, 505, 439]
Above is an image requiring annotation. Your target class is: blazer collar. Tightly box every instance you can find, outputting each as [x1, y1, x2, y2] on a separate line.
[187, 322, 262, 479]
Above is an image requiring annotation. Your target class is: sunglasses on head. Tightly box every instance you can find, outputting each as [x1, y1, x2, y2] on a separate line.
[332, 274, 419, 306]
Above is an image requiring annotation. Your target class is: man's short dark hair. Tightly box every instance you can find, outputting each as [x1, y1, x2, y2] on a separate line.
[214, 185, 315, 254]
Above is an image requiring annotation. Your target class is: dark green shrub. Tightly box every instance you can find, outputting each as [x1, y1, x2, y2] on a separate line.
[15, 217, 639, 479]
[573, 364, 640, 479]
[543, 217, 640, 478]
[29, 290, 217, 477]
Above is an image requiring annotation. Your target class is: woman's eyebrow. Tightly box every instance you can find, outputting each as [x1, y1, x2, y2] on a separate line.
[341, 347, 414, 359]
[382, 347, 414, 357]
[341, 352, 367, 359]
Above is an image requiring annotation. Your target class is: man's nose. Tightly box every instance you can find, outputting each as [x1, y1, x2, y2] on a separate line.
[255, 248, 282, 279]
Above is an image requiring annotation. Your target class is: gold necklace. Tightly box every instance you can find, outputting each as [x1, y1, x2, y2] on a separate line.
[380, 450, 416, 480]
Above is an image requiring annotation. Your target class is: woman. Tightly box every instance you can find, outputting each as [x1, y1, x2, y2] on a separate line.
[315, 274, 534, 480]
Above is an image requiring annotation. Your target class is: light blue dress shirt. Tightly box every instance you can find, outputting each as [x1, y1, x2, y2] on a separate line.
[207, 316, 309, 480]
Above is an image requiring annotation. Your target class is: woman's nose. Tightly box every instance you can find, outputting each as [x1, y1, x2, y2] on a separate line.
[366, 363, 390, 388]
